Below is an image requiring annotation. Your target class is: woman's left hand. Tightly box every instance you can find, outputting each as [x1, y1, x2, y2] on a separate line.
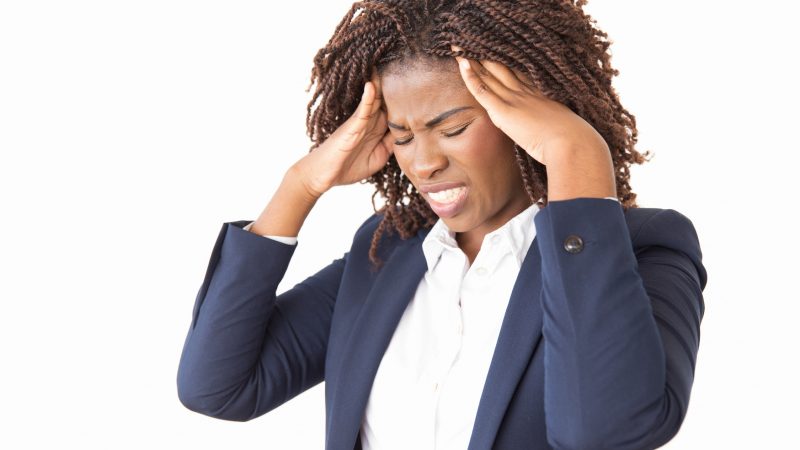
[451, 45, 616, 199]
[451, 46, 617, 200]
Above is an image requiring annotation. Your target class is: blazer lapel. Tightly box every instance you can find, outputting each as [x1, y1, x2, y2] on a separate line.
[467, 238, 545, 450]
[326, 232, 429, 450]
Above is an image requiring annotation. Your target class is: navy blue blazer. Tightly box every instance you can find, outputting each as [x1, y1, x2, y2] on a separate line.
[177, 197, 707, 449]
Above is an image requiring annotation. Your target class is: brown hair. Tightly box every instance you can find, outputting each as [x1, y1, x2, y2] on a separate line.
[305, 0, 649, 269]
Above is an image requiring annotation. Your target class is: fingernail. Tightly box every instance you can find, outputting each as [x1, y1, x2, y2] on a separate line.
[459, 58, 469, 69]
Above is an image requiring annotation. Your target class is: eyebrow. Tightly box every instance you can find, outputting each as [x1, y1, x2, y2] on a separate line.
[387, 106, 474, 131]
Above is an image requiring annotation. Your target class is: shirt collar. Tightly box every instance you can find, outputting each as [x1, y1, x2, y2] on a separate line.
[421, 202, 540, 271]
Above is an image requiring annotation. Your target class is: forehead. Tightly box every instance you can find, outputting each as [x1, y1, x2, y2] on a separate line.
[379, 65, 475, 120]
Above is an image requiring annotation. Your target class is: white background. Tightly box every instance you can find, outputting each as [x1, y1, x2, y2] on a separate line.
[1, 1, 798, 448]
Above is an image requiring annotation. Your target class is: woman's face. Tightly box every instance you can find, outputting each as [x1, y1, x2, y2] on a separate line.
[380, 61, 532, 247]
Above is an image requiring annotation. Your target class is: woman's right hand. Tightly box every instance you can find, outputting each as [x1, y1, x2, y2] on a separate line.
[292, 71, 393, 199]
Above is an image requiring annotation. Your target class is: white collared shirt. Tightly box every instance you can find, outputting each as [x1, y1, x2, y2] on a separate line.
[360, 202, 539, 449]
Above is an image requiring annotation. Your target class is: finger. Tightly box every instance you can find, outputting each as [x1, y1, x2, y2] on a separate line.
[451, 45, 507, 99]
[474, 59, 539, 94]
[452, 45, 542, 96]
[451, 45, 503, 91]
[368, 69, 384, 115]
[504, 66, 546, 99]
[478, 59, 526, 91]
[348, 82, 389, 151]
[472, 59, 516, 96]
[341, 82, 375, 144]
[363, 81, 374, 113]
[370, 68, 382, 96]
[455, 55, 507, 111]
[356, 81, 378, 123]
[368, 115, 393, 171]
[509, 66, 539, 91]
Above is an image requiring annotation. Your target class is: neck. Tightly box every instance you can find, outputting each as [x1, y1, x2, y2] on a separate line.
[455, 197, 534, 265]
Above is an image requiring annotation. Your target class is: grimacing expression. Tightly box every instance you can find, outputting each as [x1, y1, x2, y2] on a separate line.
[380, 61, 532, 245]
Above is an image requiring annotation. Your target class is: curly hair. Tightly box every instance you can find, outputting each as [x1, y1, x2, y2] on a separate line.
[305, 0, 649, 269]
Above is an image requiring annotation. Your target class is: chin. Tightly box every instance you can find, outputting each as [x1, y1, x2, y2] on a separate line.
[439, 215, 473, 233]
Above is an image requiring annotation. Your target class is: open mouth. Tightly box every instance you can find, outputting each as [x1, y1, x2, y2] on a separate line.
[425, 186, 468, 218]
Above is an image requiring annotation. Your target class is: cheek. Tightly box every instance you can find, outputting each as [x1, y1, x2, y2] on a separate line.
[460, 136, 520, 188]
[465, 120, 513, 152]
[392, 152, 411, 175]
[458, 134, 512, 169]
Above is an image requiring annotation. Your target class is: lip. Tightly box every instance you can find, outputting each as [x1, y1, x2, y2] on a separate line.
[419, 181, 467, 194]
[424, 186, 469, 219]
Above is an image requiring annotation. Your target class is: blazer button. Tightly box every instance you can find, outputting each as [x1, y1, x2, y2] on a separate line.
[563, 235, 584, 254]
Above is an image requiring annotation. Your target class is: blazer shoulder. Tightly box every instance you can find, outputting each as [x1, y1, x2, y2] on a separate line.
[353, 211, 384, 239]
[347, 211, 387, 260]
[347, 209, 425, 270]
[348, 212, 385, 255]
[626, 206, 707, 289]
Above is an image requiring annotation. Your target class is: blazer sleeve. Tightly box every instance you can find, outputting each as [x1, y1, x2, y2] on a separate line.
[176, 217, 371, 421]
[533, 198, 707, 450]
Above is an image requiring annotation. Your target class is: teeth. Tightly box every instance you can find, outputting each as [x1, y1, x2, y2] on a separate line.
[428, 186, 465, 203]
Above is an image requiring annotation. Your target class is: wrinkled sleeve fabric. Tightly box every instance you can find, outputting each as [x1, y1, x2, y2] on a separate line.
[176, 219, 353, 421]
[533, 198, 707, 450]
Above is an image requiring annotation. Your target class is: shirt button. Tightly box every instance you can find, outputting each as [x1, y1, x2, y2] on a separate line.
[563, 235, 584, 254]
[457, 322, 463, 335]
[475, 267, 488, 276]
[433, 382, 439, 392]
[491, 235, 501, 245]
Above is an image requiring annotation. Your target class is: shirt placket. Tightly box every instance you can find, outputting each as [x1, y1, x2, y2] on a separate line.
[429, 249, 468, 448]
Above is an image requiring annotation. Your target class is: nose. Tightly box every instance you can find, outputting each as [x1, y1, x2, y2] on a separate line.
[409, 138, 448, 180]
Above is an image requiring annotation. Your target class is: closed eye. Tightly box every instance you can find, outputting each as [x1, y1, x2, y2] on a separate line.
[394, 121, 473, 146]
[443, 124, 469, 137]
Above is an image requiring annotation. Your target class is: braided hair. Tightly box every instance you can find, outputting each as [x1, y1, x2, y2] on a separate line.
[305, 0, 649, 269]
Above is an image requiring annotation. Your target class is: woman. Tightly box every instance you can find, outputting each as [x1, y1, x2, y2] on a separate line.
[177, 1, 707, 449]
